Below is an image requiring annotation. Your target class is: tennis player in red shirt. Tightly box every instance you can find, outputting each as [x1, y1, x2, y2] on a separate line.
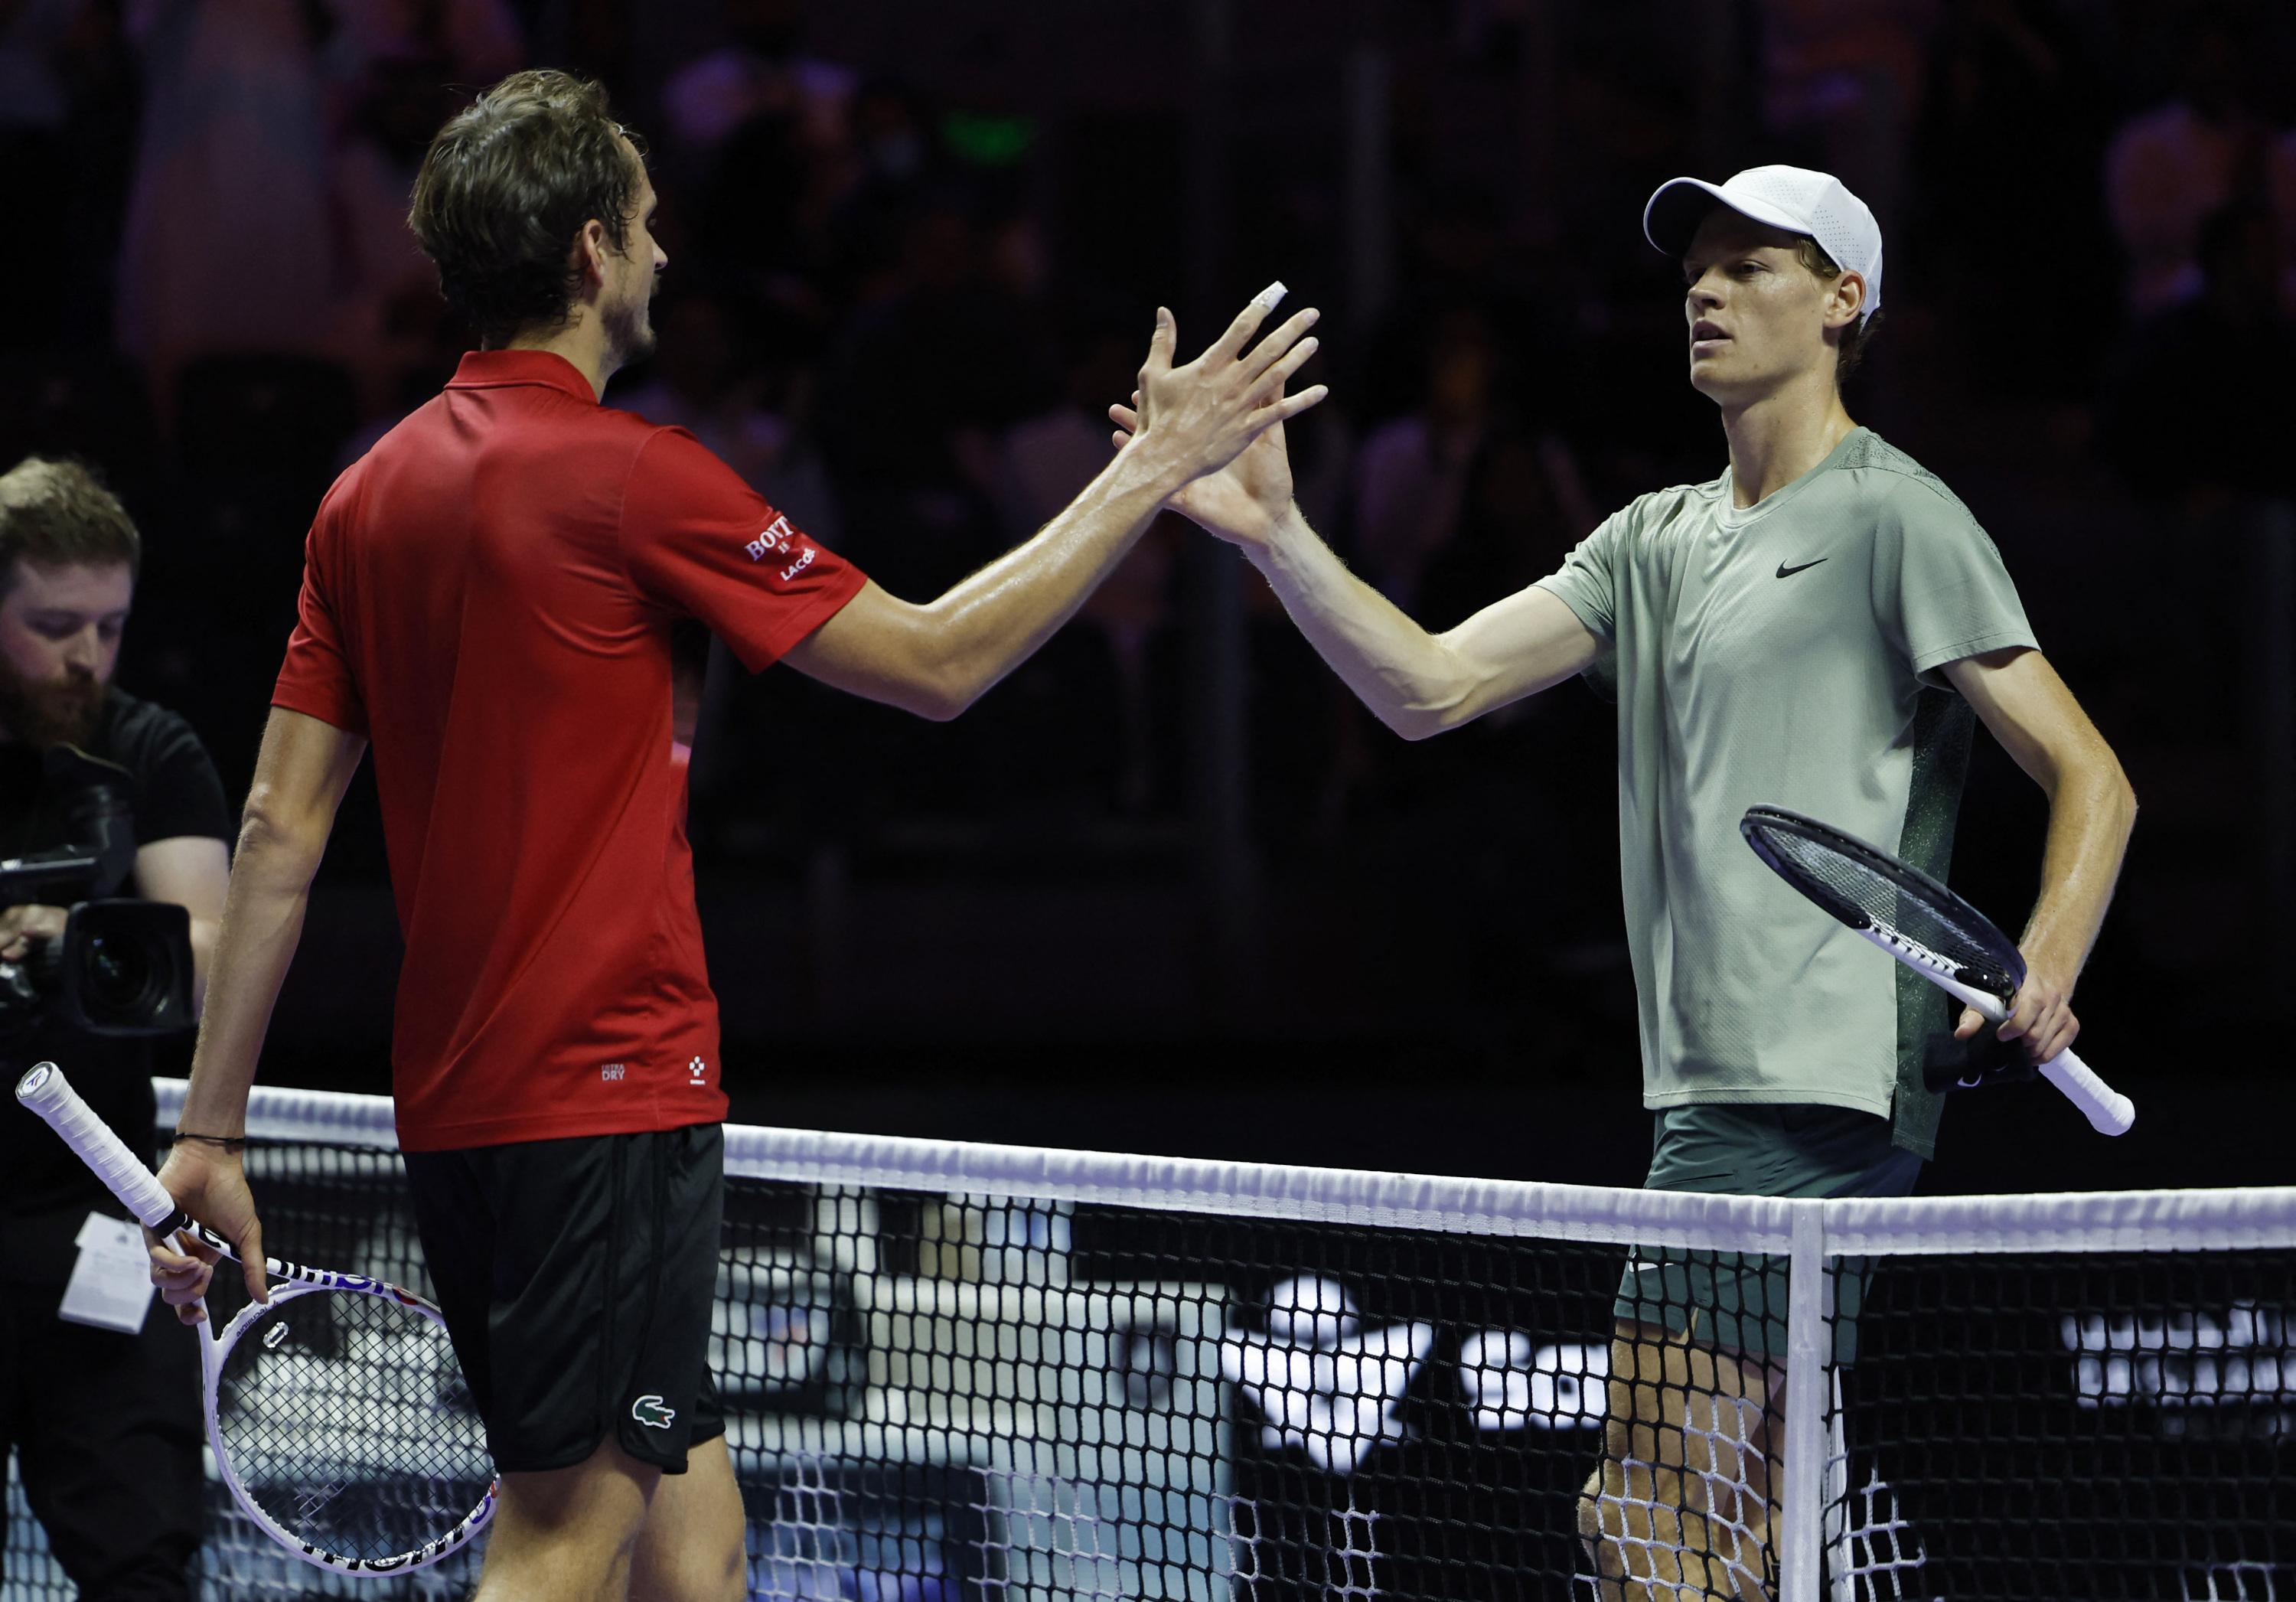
[145, 70, 1323, 1602]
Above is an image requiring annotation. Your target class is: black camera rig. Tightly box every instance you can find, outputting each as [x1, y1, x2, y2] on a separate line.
[0, 746, 195, 1039]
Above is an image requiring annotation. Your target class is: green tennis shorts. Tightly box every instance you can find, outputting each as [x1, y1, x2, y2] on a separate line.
[1613, 1103, 1923, 1361]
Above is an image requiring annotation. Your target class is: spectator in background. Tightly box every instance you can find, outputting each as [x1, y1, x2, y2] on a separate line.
[2098, 201, 2296, 506]
[1913, 0, 2115, 396]
[998, 302, 1180, 813]
[2105, 7, 2274, 315]
[1353, 308, 1595, 626]
[328, 49, 467, 419]
[688, 103, 843, 347]
[116, 0, 338, 407]
[325, 0, 520, 87]
[659, 0, 853, 163]
[827, 78, 949, 300]
[323, 1, 523, 416]
[2, 0, 141, 350]
[1, 1, 86, 349]
[1758, 0, 1926, 230]
[821, 182, 1055, 596]
[670, 0, 859, 344]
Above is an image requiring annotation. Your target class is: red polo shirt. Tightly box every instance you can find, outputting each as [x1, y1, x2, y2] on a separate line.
[273, 350, 866, 1151]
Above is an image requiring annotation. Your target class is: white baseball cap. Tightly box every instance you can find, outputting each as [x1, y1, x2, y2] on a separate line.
[1642, 165, 1883, 323]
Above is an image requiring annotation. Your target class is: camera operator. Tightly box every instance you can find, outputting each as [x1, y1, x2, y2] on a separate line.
[0, 458, 229, 1599]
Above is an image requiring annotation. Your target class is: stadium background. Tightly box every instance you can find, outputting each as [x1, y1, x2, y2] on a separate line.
[2, 0, 2293, 1195]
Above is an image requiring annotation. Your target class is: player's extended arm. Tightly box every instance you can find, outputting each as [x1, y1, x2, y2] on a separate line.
[1250, 511, 1598, 739]
[132, 837, 230, 1013]
[1106, 403, 1597, 739]
[151, 707, 368, 1318]
[784, 295, 1326, 719]
[1944, 647, 2138, 1065]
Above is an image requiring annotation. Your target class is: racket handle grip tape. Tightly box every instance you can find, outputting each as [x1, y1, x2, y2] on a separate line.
[15, 1061, 191, 1232]
[2036, 1049, 2136, 1137]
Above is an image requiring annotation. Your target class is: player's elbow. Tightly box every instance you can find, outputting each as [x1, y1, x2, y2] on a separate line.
[2076, 742, 2138, 826]
[234, 791, 331, 884]
[909, 679, 971, 723]
[1381, 641, 1497, 740]
[872, 615, 977, 721]
[902, 647, 977, 722]
[1384, 678, 1478, 741]
[883, 660, 975, 722]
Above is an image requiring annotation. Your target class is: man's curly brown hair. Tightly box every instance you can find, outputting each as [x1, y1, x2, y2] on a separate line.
[408, 70, 649, 347]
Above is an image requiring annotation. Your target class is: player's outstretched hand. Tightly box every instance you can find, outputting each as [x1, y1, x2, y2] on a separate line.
[149, 1140, 268, 1324]
[1116, 292, 1324, 514]
[1110, 380, 1297, 549]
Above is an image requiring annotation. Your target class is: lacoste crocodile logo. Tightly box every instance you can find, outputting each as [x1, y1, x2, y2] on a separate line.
[1775, 558, 1828, 579]
[631, 1394, 676, 1429]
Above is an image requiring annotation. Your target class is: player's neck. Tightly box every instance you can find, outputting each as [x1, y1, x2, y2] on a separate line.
[1717, 377, 1856, 508]
[498, 317, 612, 403]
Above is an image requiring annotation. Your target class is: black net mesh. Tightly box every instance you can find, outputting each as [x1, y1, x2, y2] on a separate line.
[1743, 811, 2022, 997]
[1829, 1250, 2296, 1601]
[212, 1290, 491, 1561]
[6, 1111, 2294, 1601]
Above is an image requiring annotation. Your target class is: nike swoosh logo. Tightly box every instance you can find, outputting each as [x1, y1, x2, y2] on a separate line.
[1775, 558, 1828, 579]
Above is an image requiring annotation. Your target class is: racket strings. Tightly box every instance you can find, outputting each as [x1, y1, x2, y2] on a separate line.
[1753, 824, 2019, 992]
[214, 1290, 492, 1561]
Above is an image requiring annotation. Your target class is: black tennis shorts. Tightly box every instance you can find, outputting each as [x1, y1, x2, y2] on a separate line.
[404, 1122, 726, 1474]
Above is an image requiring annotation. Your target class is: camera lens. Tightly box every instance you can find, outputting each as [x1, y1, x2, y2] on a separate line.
[83, 933, 153, 1014]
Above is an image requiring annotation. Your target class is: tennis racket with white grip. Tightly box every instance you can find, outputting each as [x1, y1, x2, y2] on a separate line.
[13, 1061, 496, 1575]
[1740, 805, 2135, 1136]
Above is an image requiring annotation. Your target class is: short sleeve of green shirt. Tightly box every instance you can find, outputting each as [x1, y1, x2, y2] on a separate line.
[1874, 475, 2036, 686]
[1535, 511, 1626, 641]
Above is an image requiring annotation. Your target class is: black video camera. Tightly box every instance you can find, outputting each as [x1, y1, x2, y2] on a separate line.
[0, 746, 195, 1039]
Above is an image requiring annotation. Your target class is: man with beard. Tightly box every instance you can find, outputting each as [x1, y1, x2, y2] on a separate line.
[148, 67, 1322, 1602]
[0, 455, 231, 1598]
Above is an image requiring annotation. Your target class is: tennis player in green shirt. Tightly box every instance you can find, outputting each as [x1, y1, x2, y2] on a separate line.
[1114, 165, 2137, 1597]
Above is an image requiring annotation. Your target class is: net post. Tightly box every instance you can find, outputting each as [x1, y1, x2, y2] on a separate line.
[1779, 1202, 1827, 1602]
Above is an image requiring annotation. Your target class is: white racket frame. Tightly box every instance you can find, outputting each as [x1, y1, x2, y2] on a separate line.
[13, 1061, 497, 1576]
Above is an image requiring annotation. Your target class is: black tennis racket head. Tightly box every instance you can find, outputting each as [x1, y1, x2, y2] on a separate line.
[1739, 804, 2025, 1000]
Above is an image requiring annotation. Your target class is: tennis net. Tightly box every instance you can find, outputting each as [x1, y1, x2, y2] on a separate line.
[4, 1081, 2292, 1601]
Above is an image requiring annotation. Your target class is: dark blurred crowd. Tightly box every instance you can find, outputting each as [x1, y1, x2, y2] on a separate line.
[2, 0, 2293, 1031]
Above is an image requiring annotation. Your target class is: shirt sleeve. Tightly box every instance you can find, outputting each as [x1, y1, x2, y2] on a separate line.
[1531, 507, 1627, 641]
[271, 504, 370, 736]
[1876, 481, 2040, 687]
[618, 427, 868, 672]
[126, 707, 231, 843]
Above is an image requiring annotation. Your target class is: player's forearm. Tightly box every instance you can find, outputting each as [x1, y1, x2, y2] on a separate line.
[915, 447, 1180, 717]
[1247, 508, 1470, 740]
[2018, 749, 2137, 980]
[177, 822, 325, 1136]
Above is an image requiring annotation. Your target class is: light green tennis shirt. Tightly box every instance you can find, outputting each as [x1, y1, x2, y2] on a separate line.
[1533, 428, 2037, 1157]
